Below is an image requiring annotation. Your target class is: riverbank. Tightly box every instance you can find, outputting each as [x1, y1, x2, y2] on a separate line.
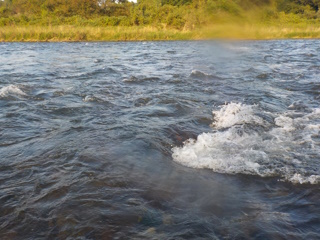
[1, 24, 320, 42]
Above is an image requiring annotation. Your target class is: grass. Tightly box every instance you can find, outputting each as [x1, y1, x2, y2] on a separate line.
[0, 26, 193, 42]
[1, 24, 320, 42]
[199, 24, 320, 40]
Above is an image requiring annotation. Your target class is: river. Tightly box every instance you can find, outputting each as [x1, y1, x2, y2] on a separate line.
[0, 41, 319, 239]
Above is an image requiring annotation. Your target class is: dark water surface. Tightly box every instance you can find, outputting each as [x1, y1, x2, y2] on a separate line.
[0, 41, 319, 239]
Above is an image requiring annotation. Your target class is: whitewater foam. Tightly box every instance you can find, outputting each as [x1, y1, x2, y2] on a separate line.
[211, 103, 265, 129]
[0, 85, 26, 98]
[172, 102, 320, 184]
[288, 174, 320, 185]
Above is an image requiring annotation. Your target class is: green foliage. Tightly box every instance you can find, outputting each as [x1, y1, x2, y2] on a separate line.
[161, 0, 193, 6]
[0, 0, 319, 30]
[277, 0, 319, 18]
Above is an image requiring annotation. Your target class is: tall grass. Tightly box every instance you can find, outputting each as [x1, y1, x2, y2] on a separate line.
[0, 26, 194, 41]
[1, 24, 320, 42]
[199, 24, 320, 40]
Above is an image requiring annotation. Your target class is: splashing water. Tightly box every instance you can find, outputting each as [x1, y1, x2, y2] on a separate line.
[173, 102, 320, 184]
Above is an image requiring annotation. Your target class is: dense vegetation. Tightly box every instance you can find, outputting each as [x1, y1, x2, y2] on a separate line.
[1, 0, 320, 28]
[0, 0, 320, 41]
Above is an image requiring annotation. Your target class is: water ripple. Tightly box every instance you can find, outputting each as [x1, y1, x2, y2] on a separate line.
[0, 40, 319, 239]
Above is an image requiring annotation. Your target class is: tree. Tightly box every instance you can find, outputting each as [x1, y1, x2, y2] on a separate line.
[161, 0, 192, 6]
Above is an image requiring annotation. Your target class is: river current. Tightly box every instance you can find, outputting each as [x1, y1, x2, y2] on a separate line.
[0, 41, 319, 239]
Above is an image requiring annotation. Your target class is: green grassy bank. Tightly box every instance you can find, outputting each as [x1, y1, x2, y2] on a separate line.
[1, 24, 320, 42]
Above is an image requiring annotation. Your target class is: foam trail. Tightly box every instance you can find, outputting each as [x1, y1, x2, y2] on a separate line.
[172, 102, 320, 184]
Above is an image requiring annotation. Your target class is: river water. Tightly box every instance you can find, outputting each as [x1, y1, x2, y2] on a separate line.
[0, 41, 319, 239]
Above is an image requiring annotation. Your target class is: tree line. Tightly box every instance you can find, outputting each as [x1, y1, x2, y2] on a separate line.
[0, 0, 319, 28]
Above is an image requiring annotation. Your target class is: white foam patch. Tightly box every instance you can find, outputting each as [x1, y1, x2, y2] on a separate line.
[211, 102, 265, 129]
[190, 70, 210, 77]
[172, 129, 267, 176]
[172, 102, 320, 184]
[0, 85, 26, 97]
[289, 174, 320, 185]
[274, 115, 294, 131]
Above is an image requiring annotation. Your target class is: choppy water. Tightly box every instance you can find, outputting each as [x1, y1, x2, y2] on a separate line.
[0, 41, 319, 239]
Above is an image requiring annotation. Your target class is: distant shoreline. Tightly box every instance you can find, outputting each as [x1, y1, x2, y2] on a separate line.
[1, 25, 320, 42]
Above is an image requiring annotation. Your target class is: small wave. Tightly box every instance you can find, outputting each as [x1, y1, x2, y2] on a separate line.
[94, 59, 104, 63]
[308, 65, 320, 71]
[0, 85, 27, 98]
[134, 97, 152, 107]
[256, 73, 270, 79]
[89, 67, 117, 76]
[189, 70, 220, 80]
[53, 90, 66, 97]
[190, 70, 209, 78]
[172, 102, 320, 184]
[60, 67, 117, 79]
[83, 95, 98, 102]
[302, 53, 316, 57]
[264, 55, 273, 60]
[123, 76, 161, 84]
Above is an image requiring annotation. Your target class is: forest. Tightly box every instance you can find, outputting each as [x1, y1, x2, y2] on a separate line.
[0, 0, 320, 41]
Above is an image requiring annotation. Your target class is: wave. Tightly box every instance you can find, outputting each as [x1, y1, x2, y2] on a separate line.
[172, 102, 320, 184]
[83, 95, 99, 102]
[0, 85, 27, 98]
[189, 70, 220, 80]
[123, 76, 161, 84]
[211, 103, 266, 129]
[60, 67, 118, 79]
